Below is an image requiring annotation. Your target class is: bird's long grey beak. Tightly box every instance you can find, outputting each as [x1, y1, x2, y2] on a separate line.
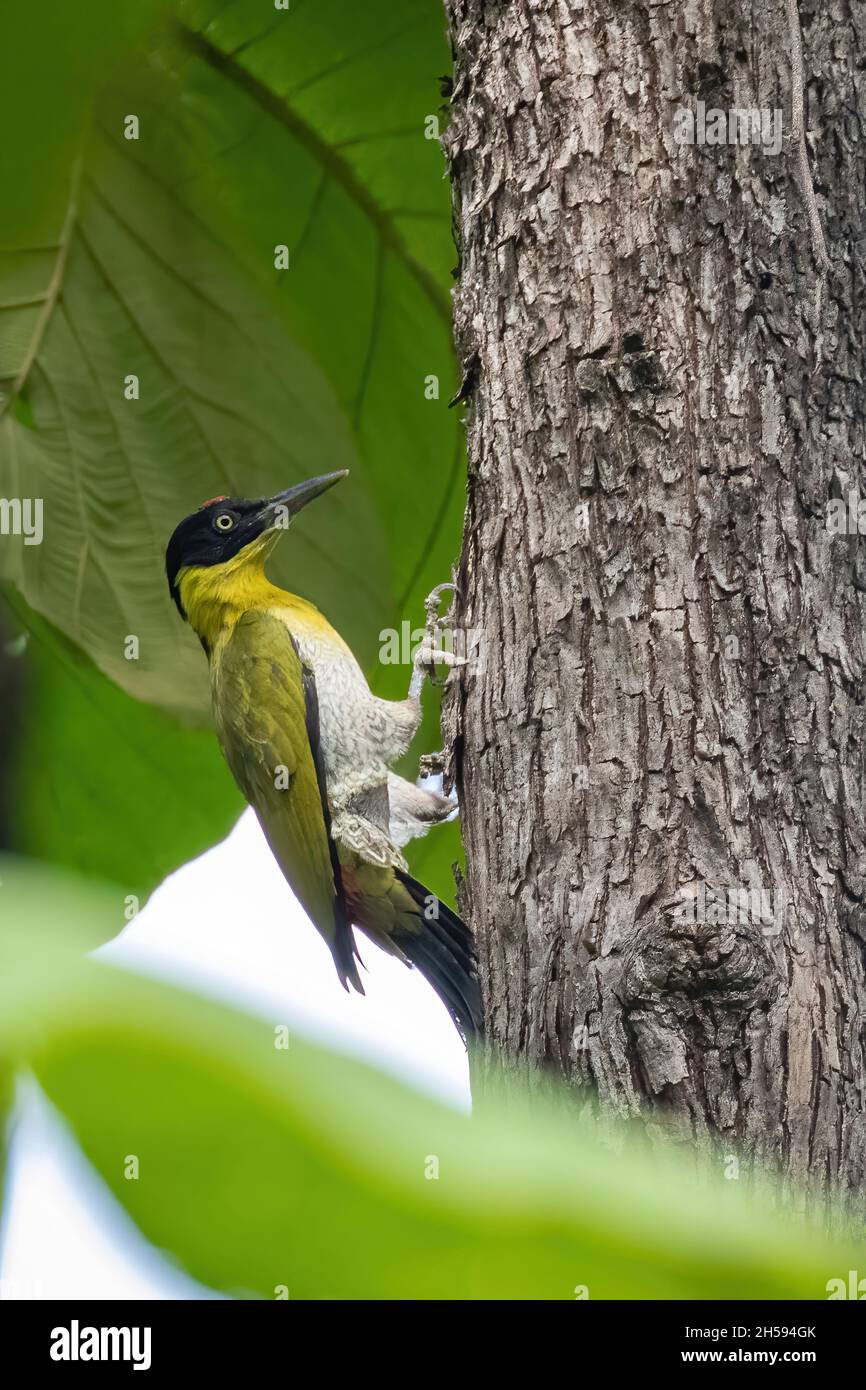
[259, 470, 348, 529]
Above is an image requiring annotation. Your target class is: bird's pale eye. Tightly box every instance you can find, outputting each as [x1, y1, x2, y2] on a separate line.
[215, 513, 235, 532]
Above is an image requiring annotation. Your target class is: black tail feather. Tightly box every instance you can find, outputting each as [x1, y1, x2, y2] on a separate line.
[394, 870, 483, 1042]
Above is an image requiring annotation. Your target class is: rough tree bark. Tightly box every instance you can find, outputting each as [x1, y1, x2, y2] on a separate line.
[442, 0, 866, 1191]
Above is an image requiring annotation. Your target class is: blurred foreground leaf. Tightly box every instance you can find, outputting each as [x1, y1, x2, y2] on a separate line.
[0, 859, 860, 1300]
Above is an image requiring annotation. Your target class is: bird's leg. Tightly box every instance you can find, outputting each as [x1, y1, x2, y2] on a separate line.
[409, 582, 466, 699]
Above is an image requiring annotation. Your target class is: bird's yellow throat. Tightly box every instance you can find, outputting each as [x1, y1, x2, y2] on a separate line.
[176, 535, 334, 656]
[176, 539, 284, 653]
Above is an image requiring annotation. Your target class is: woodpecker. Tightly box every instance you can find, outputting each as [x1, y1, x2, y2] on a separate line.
[165, 471, 481, 1040]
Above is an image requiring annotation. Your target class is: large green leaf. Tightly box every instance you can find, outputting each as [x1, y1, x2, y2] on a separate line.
[1, 859, 861, 1300]
[2, 588, 240, 901]
[0, 0, 464, 902]
[0, 2, 164, 268]
[0, 0, 461, 722]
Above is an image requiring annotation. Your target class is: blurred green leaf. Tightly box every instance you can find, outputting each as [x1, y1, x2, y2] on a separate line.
[1, 859, 860, 1300]
[2, 588, 240, 903]
[0, 1, 164, 262]
[0, 1063, 12, 1223]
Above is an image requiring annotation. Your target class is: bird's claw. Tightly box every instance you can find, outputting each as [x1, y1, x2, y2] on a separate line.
[419, 750, 446, 779]
[423, 580, 458, 629]
[408, 580, 464, 693]
[417, 581, 461, 676]
[414, 643, 467, 672]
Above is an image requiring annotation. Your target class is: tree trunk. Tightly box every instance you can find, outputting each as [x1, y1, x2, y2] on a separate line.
[442, 0, 866, 1191]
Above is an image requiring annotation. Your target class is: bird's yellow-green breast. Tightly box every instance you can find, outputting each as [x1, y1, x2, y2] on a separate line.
[176, 539, 339, 660]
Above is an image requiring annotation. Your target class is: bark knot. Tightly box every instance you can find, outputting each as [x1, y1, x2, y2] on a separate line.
[621, 906, 776, 1013]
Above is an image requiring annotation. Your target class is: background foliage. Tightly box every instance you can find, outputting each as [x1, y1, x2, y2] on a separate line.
[1, 0, 462, 903]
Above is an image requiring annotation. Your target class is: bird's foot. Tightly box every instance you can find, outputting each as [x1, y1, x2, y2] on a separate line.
[418, 750, 446, 779]
[422, 580, 458, 632]
[414, 643, 467, 672]
[409, 582, 466, 696]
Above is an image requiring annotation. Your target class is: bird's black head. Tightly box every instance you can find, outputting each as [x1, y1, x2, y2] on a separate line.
[165, 471, 347, 618]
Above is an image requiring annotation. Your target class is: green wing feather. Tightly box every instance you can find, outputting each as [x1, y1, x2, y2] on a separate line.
[211, 610, 361, 989]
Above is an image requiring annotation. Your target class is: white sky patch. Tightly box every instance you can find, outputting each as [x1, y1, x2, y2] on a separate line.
[0, 810, 470, 1299]
[1, 1082, 214, 1301]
